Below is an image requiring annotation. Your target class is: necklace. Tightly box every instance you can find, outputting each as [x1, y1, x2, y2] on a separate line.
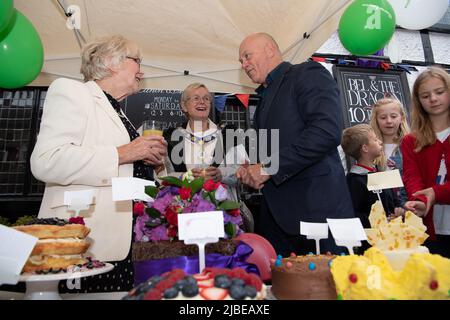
[182, 128, 218, 166]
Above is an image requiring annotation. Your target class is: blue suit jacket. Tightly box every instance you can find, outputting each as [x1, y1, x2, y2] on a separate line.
[255, 61, 355, 235]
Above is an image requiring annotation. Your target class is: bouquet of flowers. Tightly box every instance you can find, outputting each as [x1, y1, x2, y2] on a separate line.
[133, 171, 243, 243]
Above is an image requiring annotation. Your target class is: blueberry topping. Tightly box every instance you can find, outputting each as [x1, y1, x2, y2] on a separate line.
[184, 276, 197, 286]
[24, 218, 70, 226]
[244, 285, 257, 298]
[181, 284, 199, 297]
[163, 287, 179, 299]
[214, 274, 231, 288]
[231, 278, 245, 287]
[175, 279, 187, 290]
[229, 285, 247, 300]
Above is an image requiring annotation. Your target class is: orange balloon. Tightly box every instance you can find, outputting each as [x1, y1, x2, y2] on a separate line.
[236, 233, 276, 281]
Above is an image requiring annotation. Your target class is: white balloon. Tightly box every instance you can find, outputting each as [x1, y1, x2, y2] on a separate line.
[388, 0, 448, 30]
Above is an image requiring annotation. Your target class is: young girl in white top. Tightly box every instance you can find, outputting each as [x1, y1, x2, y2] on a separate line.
[370, 97, 410, 206]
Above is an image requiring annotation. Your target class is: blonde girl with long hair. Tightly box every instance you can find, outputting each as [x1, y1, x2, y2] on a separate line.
[401, 66, 450, 258]
[370, 97, 410, 205]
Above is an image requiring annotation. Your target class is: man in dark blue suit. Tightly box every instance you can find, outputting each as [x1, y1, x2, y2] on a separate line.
[237, 33, 355, 256]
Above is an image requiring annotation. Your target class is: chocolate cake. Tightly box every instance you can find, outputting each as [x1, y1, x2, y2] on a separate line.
[271, 253, 337, 300]
[132, 239, 238, 261]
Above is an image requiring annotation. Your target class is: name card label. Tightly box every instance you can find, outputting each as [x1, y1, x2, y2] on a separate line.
[178, 211, 224, 241]
[0, 225, 38, 285]
[300, 221, 329, 255]
[300, 222, 329, 238]
[367, 169, 404, 191]
[327, 218, 367, 255]
[178, 211, 224, 273]
[112, 177, 155, 202]
[64, 189, 96, 206]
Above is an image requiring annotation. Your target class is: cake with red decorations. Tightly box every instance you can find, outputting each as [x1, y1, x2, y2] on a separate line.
[123, 267, 267, 300]
[13, 217, 91, 273]
[270, 253, 337, 300]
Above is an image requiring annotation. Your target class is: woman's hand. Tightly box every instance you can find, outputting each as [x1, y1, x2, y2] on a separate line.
[404, 200, 427, 217]
[412, 187, 435, 216]
[117, 135, 167, 165]
[191, 166, 222, 182]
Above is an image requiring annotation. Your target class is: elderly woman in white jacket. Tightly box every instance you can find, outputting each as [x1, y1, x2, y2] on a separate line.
[30, 34, 166, 292]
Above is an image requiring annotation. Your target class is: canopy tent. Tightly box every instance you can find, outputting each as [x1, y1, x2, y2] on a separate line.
[15, 0, 351, 93]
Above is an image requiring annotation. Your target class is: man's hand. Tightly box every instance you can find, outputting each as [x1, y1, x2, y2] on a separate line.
[412, 187, 435, 215]
[236, 163, 269, 189]
[387, 207, 405, 221]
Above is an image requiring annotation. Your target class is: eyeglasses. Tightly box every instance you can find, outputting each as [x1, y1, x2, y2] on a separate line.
[187, 95, 211, 103]
[126, 56, 141, 65]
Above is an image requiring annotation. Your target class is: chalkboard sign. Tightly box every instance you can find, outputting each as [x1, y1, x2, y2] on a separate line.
[120, 89, 186, 131]
[332, 65, 411, 128]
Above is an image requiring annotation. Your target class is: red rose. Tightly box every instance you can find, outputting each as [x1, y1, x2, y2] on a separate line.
[227, 208, 240, 217]
[179, 187, 191, 200]
[133, 202, 145, 216]
[168, 225, 178, 238]
[203, 179, 219, 192]
[165, 207, 178, 226]
[69, 217, 85, 225]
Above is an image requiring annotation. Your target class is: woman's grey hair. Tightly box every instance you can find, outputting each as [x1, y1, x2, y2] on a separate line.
[180, 82, 210, 105]
[80, 34, 141, 81]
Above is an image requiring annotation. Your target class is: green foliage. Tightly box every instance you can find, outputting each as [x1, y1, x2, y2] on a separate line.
[12, 215, 36, 226]
[0, 216, 10, 226]
[217, 200, 240, 211]
[145, 185, 159, 199]
[145, 207, 161, 219]
[224, 222, 236, 238]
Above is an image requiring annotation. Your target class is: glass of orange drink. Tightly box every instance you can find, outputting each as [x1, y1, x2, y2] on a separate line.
[142, 120, 163, 136]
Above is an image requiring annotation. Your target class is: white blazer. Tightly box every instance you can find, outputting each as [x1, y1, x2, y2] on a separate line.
[31, 78, 134, 261]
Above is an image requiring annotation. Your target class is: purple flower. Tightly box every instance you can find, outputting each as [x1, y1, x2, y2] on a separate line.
[214, 185, 228, 201]
[196, 198, 216, 212]
[157, 186, 179, 198]
[223, 212, 243, 226]
[149, 225, 169, 242]
[134, 214, 151, 242]
[152, 193, 173, 213]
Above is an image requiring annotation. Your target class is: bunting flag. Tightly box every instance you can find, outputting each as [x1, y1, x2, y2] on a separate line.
[214, 95, 228, 113]
[311, 56, 326, 63]
[236, 94, 250, 108]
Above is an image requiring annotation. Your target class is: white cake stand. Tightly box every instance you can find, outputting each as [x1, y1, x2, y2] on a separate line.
[18, 263, 114, 300]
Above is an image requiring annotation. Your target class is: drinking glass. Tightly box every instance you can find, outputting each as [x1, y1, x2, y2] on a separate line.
[142, 120, 163, 136]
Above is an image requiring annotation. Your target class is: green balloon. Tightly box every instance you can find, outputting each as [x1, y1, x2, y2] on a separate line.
[0, 0, 14, 33]
[338, 0, 396, 56]
[0, 11, 44, 89]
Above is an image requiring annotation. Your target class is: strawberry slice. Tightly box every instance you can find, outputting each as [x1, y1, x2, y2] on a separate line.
[197, 279, 214, 288]
[193, 274, 210, 281]
[200, 287, 228, 300]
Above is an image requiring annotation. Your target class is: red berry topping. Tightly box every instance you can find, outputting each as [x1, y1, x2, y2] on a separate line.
[231, 268, 248, 279]
[144, 289, 162, 300]
[290, 252, 296, 257]
[349, 273, 358, 283]
[68, 217, 85, 225]
[200, 287, 228, 300]
[429, 280, 438, 290]
[245, 273, 263, 291]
